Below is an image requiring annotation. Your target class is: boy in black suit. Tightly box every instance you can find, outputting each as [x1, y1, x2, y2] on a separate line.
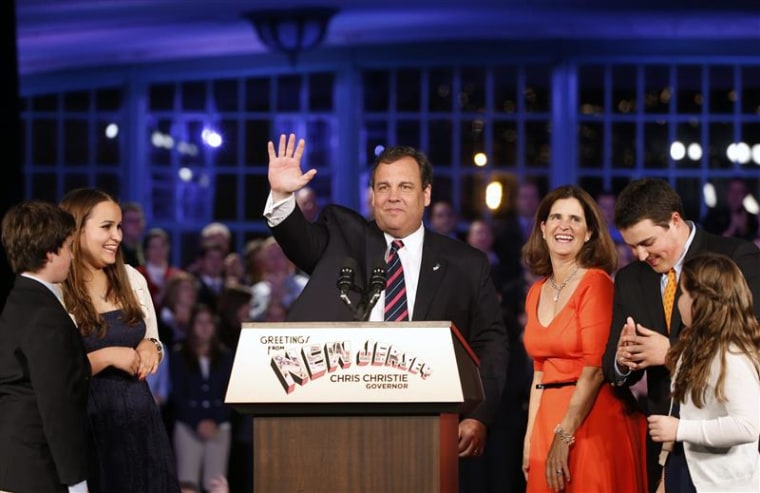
[0, 200, 91, 493]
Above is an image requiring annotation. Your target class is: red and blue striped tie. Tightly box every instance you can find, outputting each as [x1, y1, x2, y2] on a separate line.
[384, 239, 409, 321]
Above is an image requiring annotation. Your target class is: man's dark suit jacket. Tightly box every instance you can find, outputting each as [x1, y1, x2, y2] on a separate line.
[271, 204, 509, 426]
[602, 227, 760, 490]
[0, 276, 91, 492]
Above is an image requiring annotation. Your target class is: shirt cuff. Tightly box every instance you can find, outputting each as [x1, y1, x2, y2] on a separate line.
[69, 480, 88, 493]
[263, 192, 296, 227]
[613, 359, 632, 384]
[675, 419, 689, 443]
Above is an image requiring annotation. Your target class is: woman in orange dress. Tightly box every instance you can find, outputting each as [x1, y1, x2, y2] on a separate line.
[521, 185, 647, 493]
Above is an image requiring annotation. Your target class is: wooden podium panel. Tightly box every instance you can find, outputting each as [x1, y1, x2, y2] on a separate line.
[226, 321, 482, 493]
[253, 413, 459, 493]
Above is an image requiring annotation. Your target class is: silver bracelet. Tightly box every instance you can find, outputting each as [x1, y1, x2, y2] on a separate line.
[554, 425, 575, 447]
[148, 337, 164, 362]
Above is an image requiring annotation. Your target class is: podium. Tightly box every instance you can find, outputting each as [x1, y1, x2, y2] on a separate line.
[225, 321, 484, 493]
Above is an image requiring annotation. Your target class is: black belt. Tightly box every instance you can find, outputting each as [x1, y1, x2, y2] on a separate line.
[536, 380, 577, 390]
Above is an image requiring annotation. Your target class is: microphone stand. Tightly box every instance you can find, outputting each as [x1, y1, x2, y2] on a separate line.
[355, 262, 386, 322]
[337, 258, 386, 322]
[337, 261, 364, 320]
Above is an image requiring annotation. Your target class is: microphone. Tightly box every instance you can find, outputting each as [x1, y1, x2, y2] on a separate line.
[359, 258, 386, 321]
[337, 257, 358, 312]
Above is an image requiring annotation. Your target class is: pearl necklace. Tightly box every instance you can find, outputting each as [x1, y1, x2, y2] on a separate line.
[548, 265, 580, 302]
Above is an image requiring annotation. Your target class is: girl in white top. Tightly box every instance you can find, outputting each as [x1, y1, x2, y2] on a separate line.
[648, 252, 760, 492]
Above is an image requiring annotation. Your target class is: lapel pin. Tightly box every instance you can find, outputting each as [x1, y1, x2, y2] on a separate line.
[433, 263, 441, 271]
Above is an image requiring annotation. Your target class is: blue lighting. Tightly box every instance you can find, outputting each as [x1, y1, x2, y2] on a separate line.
[202, 129, 223, 148]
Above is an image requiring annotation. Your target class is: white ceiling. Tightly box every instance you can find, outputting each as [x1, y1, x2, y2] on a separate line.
[15, 0, 760, 76]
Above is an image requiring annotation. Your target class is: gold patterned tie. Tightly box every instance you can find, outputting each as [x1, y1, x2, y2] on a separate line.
[662, 268, 677, 333]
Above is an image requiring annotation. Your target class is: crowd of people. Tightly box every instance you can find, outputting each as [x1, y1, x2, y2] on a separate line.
[0, 132, 758, 493]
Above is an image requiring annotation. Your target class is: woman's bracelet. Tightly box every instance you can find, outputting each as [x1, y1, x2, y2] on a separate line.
[148, 337, 164, 362]
[554, 425, 575, 447]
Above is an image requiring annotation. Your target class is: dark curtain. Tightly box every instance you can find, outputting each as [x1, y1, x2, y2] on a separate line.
[0, 0, 24, 309]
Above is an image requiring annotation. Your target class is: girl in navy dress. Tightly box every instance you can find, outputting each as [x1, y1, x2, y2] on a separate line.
[61, 188, 179, 493]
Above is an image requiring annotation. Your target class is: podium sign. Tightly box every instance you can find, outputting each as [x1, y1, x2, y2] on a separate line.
[225, 321, 483, 493]
[226, 321, 480, 415]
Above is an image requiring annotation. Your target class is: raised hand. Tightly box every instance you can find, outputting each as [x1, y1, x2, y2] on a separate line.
[267, 133, 316, 201]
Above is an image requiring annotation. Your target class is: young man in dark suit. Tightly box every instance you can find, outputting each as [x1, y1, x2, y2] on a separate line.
[0, 200, 91, 493]
[602, 178, 760, 493]
[263, 134, 509, 463]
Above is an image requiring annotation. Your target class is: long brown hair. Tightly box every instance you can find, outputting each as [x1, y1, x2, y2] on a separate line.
[60, 188, 143, 337]
[668, 253, 760, 407]
[522, 185, 618, 276]
[181, 304, 225, 369]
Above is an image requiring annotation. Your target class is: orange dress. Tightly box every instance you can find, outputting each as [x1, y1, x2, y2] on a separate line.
[523, 269, 647, 493]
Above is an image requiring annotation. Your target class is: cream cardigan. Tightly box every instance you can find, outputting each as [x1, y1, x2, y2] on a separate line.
[59, 264, 161, 349]
[675, 348, 760, 492]
[125, 264, 160, 342]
